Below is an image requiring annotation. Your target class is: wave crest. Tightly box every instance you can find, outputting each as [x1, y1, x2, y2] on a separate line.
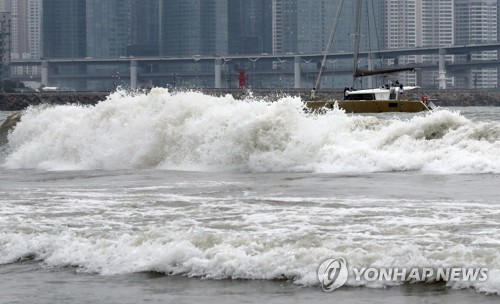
[2, 88, 500, 173]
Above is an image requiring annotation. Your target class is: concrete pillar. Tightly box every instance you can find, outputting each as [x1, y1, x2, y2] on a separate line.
[214, 58, 222, 89]
[294, 56, 301, 89]
[41, 60, 49, 87]
[438, 48, 447, 90]
[130, 60, 138, 89]
[416, 69, 423, 87]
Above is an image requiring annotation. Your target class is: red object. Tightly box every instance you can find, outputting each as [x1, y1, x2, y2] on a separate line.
[239, 70, 247, 89]
[421, 96, 428, 103]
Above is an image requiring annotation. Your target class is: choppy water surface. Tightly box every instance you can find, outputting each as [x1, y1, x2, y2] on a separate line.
[0, 90, 499, 303]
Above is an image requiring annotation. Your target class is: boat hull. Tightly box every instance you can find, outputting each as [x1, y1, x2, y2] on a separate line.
[306, 100, 429, 113]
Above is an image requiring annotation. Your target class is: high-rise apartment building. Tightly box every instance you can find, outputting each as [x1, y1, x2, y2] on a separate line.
[86, 0, 130, 58]
[27, 0, 42, 61]
[0, 0, 41, 60]
[271, 0, 297, 54]
[129, 0, 159, 56]
[0, 11, 11, 84]
[420, 1, 455, 47]
[42, 0, 86, 90]
[0, 0, 10, 12]
[296, 0, 337, 54]
[8, 0, 41, 76]
[420, 0, 455, 88]
[10, 0, 27, 59]
[456, 0, 498, 88]
[0, 0, 40, 78]
[228, 0, 272, 55]
[270, 1, 385, 87]
[159, 0, 228, 56]
[385, 0, 417, 49]
[260, 0, 382, 55]
[384, 0, 455, 88]
[42, 0, 86, 58]
[1, 0, 496, 90]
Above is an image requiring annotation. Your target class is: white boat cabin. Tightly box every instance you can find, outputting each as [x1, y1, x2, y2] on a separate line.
[346, 86, 420, 101]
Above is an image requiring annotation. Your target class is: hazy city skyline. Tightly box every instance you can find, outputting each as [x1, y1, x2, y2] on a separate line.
[0, 0, 498, 90]
[0, 0, 495, 57]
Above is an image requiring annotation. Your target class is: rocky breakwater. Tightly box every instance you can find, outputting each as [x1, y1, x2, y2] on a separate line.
[423, 90, 500, 107]
[0, 92, 109, 111]
[1, 89, 500, 112]
[201, 88, 500, 107]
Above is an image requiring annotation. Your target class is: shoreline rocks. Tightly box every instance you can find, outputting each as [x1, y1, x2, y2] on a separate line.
[1, 89, 499, 111]
[0, 92, 109, 111]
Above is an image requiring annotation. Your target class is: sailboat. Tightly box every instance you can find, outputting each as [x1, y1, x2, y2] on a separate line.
[306, 0, 434, 113]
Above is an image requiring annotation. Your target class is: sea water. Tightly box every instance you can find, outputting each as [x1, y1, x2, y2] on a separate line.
[0, 88, 499, 303]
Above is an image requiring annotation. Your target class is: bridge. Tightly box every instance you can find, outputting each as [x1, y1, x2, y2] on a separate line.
[10, 43, 500, 90]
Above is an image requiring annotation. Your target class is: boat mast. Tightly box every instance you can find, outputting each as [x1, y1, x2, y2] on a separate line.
[314, 0, 344, 91]
[351, 0, 415, 86]
[352, 0, 362, 87]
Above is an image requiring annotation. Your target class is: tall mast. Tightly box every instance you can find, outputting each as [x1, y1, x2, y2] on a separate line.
[314, 0, 344, 91]
[352, 0, 362, 87]
[351, 0, 415, 85]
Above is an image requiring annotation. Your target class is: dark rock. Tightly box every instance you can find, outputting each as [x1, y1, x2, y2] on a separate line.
[1, 89, 499, 112]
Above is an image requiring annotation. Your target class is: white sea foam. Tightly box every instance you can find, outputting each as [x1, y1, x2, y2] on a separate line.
[1, 187, 499, 295]
[2, 88, 500, 173]
[1, 226, 499, 295]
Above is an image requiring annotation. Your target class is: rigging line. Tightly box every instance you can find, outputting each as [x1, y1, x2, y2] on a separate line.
[370, 0, 382, 87]
[366, 0, 372, 55]
[365, 0, 373, 87]
[352, 0, 363, 87]
[314, 0, 344, 91]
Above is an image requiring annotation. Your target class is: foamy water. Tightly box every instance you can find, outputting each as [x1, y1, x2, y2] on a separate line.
[0, 90, 499, 299]
[2, 88, 500, 173]
[0, 171, 499, 295]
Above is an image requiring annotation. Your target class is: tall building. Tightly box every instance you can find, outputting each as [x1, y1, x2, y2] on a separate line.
[0, 0, 11, 12]
[296, 0, 336, 54]
[0, 0, 41, 61]
[455, 0, 498, 88]
[7, 0, 41, 77]
[271, 0, 297, 54]
[27, 0, 42, 61]
[270, 1, 384, 55]
[419, 0, 455, 88]
[385, 0, 417, 50]
[228, 0, 272, 55]
[42, 0, 86, 58]
[0, 11, 11, 85]
[420, 1, 455, 47]
[384, 0, 455, 88]
[10, 0, 27, 59]
[42, 0, 86, 90]
[129, 0, 159, 56]
[86, 0, 131, 58]
[159, 0, 228, 56]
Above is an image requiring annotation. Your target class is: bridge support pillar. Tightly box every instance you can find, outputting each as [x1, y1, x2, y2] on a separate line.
[438, 48, 447, 89]
[215, 58, 222, 89]
[130, 60, 138, 89]
[416, 68, 423, 87]
[41, 60, 49, 87]
[294, 56, 301, 89]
